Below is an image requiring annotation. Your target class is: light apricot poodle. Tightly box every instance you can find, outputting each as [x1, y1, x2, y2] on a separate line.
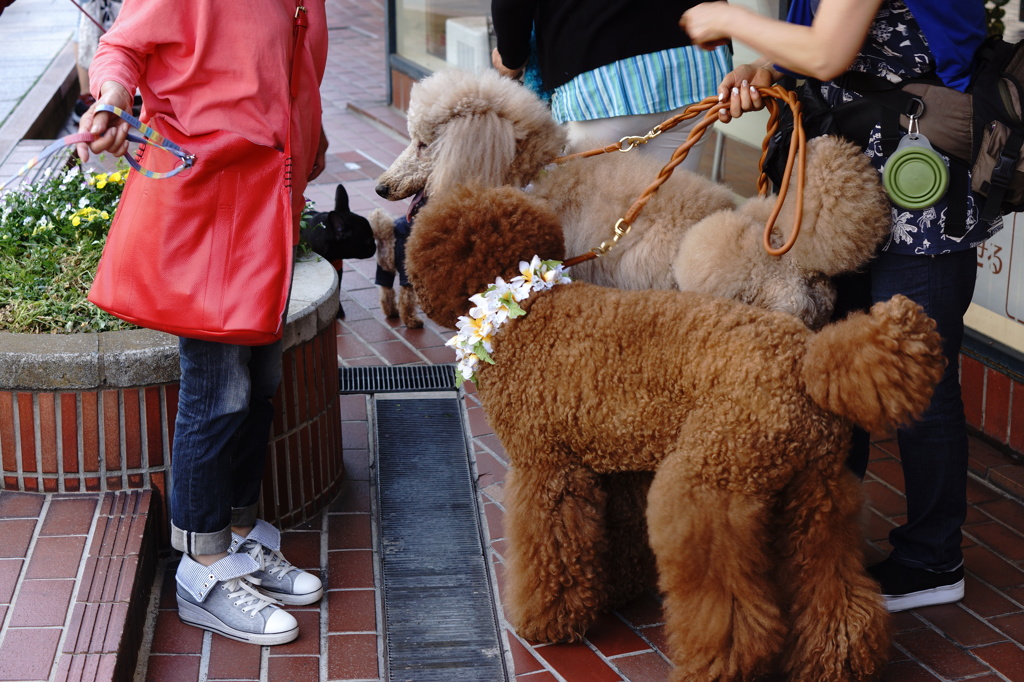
[404, 184, 946, 682]
[376, 68, 890, 328]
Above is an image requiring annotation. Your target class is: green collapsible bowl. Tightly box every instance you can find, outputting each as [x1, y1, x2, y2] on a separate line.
[882, 143, 949, 210]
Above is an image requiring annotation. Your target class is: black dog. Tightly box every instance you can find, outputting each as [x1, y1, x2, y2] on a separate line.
[300, 184, 376, 319]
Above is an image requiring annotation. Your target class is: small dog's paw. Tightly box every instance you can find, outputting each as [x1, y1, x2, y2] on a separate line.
[401, 313, 423, 329]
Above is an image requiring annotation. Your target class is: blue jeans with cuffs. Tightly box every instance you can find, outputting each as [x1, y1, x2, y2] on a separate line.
[169, 337, 283, 557]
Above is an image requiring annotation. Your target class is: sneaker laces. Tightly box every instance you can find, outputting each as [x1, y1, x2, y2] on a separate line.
[222, 576, 282, 615]
[242, 541, 297, 580]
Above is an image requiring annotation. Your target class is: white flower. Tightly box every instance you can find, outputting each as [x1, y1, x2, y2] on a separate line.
[450, 255, 571, 385]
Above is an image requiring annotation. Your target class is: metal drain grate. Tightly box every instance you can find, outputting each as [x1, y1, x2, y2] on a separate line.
[339, 364, 458, 394]
[375, 397, 506, 681]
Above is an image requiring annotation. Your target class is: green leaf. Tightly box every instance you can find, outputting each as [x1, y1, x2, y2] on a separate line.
[473, 342, 495, 365]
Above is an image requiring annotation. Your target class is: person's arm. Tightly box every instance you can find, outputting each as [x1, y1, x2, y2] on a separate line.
[491, 0, 538, 73]
[309, 125, 328, 181]
[680, 0, 882, 81]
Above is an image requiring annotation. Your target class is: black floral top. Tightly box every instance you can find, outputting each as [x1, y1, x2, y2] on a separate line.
[817, 0, 1002, 255]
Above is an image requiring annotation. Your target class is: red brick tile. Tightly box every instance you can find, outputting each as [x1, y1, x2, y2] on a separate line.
[281, 351, 297, 431]
[894, 627, 988, 678]
[862, 480, 907, 518]
[81, 392, 99, 474]
[0, 627, 61, 681]
[966, 521, 1024, 562]
[38, 393, 57, 475]
[328, 513, 372, 550]
[970, 438, 1014, 479]
[327, 549, 375, 589]
[103, 603, 128, 653]
[280, 530, 321, 570]
[639, 624, 669, 653]
[374, 339, 422, 364]
[23, 478, 38, 492]
[102, 390, 120, 473]
[475, 448, 509, 488]
[327, 633, 378, 679]
[968, 476, 1005, 505]
[585, 613, 652, 657]
[971, 641, 1024, 681]
[123, 389, 142, 469]
[483, 501, 504, 541]
[466, 405, 495, 438]
[64, 479, 81, 492]
[916, 603, 1004, 647]
[879, 659, 942, 681]
[534, 641, 622, 682]
[327, 588, 376, 633]
[339, 394, 367, 422]
[1011, 382, 1024, 454]
[0, 520, 36, 558]
[983, 369, 1012, 442]
[341, 421, 368, 450]
[273, 609, 320, 655]
[164, 383, 179, 448]
[150, 610, 205, 654]
[964, 544, 1024, 588]
[991, 612, 1024, 642]
[508, 634, 545, 675]
[0, 392, 16, 475]
[517, 671, 559, 681]
[144, 387, 163, 468]
[961, 356, 985, 427]
[609, 651, 674, 681]
[0, 491, 43, 518]
[990, 464, 1024, 501]
[16, 394, 35, 474]
[977, 497, 1024, 535]
[206, 634, 261, 680]
[268, 655, 320, 680]
[143, 653, 201, 680]
[26, 536, 86, 579]
[347, 318, 398, 344]
[8, 579, 74, 626]
[296, 346, 310, 425]
[0, 560, 21, 604]
[337, 333, 375, 360]
[329, 479, 371, 514]
[342, 448, 370, 482]
[40, 497, 97, 536]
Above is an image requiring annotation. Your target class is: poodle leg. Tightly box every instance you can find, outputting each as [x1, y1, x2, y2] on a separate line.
[647, 454, 785, 682]
[504, 465, 609, 643]
[602, 472, 657, 607]
[379, 285, 399, 318]
[777, 469, 890, 681]
[398, 285, 423, 328]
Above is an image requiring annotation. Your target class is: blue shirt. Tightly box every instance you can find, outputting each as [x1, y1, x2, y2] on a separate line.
[550, 45, 732, 124]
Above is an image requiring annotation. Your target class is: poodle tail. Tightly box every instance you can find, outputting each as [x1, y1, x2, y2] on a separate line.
[801, 294, 946, 435]
[368, 208, 393, 241]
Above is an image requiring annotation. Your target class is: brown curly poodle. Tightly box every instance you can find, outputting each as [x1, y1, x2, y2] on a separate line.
[405, 184, 947, 682]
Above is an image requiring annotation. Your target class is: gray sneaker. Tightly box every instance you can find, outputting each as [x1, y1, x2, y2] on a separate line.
[230, 519, 324, 606]
[176, 553, 299, 645]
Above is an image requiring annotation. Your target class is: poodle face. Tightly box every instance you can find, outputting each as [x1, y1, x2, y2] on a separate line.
[375, 69, 566, 203]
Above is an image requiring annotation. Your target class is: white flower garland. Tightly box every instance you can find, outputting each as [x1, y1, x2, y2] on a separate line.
[446, 255, 572, 386]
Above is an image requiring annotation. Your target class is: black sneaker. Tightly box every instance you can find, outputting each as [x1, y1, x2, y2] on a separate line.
[868, 557, 965, 612]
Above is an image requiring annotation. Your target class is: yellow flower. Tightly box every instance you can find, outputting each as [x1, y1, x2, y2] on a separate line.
[108, 171, 123, 184]
[72, 216, 81, 226]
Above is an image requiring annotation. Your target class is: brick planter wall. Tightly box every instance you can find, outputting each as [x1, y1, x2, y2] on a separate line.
[0, 257, 343, 542]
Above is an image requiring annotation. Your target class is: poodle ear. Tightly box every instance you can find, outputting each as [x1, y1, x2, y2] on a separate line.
[333, 184, 351, 214]
[428, 111, 516, 194]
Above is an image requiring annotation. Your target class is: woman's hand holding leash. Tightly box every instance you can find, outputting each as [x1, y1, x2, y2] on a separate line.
[76, 81, 133, 162]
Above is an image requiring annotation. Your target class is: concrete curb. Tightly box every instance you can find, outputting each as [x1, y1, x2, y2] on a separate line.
[0, 257, 340, 390]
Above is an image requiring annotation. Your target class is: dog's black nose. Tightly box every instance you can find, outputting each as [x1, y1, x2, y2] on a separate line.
[375, 183, 390, 199]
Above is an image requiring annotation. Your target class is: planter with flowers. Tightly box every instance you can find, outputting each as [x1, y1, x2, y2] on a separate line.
[0, 158, 344, 537]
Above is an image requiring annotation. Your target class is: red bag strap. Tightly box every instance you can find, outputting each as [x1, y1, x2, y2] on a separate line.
[291, 5, 308, 99]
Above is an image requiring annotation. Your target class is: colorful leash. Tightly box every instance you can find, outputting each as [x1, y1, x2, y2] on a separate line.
[0, 104, 195, 191]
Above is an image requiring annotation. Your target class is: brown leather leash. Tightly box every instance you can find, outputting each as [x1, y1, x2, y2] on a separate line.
[558, 84, 807, 267]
